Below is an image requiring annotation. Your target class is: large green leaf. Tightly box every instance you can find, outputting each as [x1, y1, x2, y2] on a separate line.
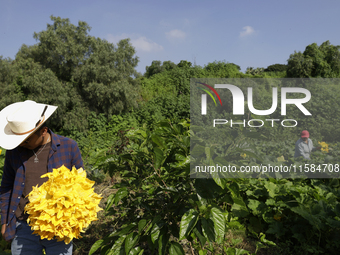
[129, 247, 144, 255]
[114, 187, 129, 206]
[109, 223, 137, 237]
[224, 247, 250, 255]
[105, 193, 115, 212]
[210, 207, 225, 244]
[247, 199, 263, 216]
[154, 147, 165, 169]
[89, 239, 104, 255]
[201, 218, 215, 242]
[193, 225, 207, 248]
[150, 221, 165, 244]
[125, 232, 139, 255]
[107, 235, 126, 255]
[151, 134, 166, 149]
[179, 209, 199, 240]
[264, 181, 279, 198]
[169, 242, 185, 255]
[158, 227, 169, 255]
[138, 219, 148, 234]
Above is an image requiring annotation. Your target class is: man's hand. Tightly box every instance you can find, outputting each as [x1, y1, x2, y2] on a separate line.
[1, 224, 6, 236]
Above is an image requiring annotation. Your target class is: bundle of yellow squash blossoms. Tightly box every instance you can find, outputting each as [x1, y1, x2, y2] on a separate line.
[318, 141, 329, 153]
[25, 165, 102, 244]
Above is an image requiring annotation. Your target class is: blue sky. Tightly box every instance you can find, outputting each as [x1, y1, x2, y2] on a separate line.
[1, 0, 340, 74]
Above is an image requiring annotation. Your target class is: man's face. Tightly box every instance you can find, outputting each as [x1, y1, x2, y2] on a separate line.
[302, 137, 308, 142]
[20, 129, 44, 150]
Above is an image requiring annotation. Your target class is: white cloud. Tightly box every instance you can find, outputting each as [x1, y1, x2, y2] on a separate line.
[165, 29, 186, 40]
[131, 37, 163, 52]
[240, 26, 255, 37]
[106, 34, 163, 52]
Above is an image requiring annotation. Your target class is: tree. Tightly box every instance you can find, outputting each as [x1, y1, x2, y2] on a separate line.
[204, 61, 242, 77]
[286, 40, 340, 78]
[4, 16, 139, 132]
[144, 60, 176, 78]
[264, 64, 287, 73]
[177, 60, 192, 68]
[0, 57, 23, 109]
[245, 67, 264, 75]
[73, 38, 139, 116]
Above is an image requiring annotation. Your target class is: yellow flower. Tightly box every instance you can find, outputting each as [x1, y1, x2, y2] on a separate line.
[25, 165, 102, 244]
[240, 153, 247, 159]
[318, 141, 329, 153]
[0, 149, 2, 155]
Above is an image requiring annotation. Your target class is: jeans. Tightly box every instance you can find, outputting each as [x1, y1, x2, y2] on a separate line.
[11, 220, 73, 255]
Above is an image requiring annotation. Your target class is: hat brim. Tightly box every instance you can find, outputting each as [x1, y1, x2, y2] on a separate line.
[0, 102, 57, 150]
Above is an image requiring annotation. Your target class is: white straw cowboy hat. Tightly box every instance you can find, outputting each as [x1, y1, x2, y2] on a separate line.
[0, 100, 57, 150]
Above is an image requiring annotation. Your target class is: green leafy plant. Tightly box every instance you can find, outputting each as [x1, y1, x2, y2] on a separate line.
[88, 121, 280, 255]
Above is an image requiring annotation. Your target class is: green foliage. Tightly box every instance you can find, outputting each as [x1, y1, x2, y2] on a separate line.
[1, 16, 140, 133]
[65, 112, 138, 170]
[245, 67, 264, 76]
[89, 121, 280, 254]
[287, 40, 340, 78]
[191, 124, 340, 254]
[0, 57, 23, 109]
[144, 60, 176, 78]
[72, 38, 140, 116]
[130, 95, 189, 127]
[177, 60, 192, 68]
[203, 61, 243, 78]
[264, 64, 287, 73]
[89, 120, 194, 254]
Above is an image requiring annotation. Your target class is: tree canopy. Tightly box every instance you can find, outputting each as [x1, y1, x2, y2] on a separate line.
[286, 40, 340, 78]
[0, 16, 139, 131]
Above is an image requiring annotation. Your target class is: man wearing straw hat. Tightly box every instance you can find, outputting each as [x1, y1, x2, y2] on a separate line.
[0, 100, 83, 255]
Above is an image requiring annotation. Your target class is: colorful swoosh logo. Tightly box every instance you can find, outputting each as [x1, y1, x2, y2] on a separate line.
[197, 82, 222, 106]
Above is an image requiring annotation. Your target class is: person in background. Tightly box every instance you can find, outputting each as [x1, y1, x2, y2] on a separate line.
[294, 130, 321, 160]
[0, 100, 83, 255]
